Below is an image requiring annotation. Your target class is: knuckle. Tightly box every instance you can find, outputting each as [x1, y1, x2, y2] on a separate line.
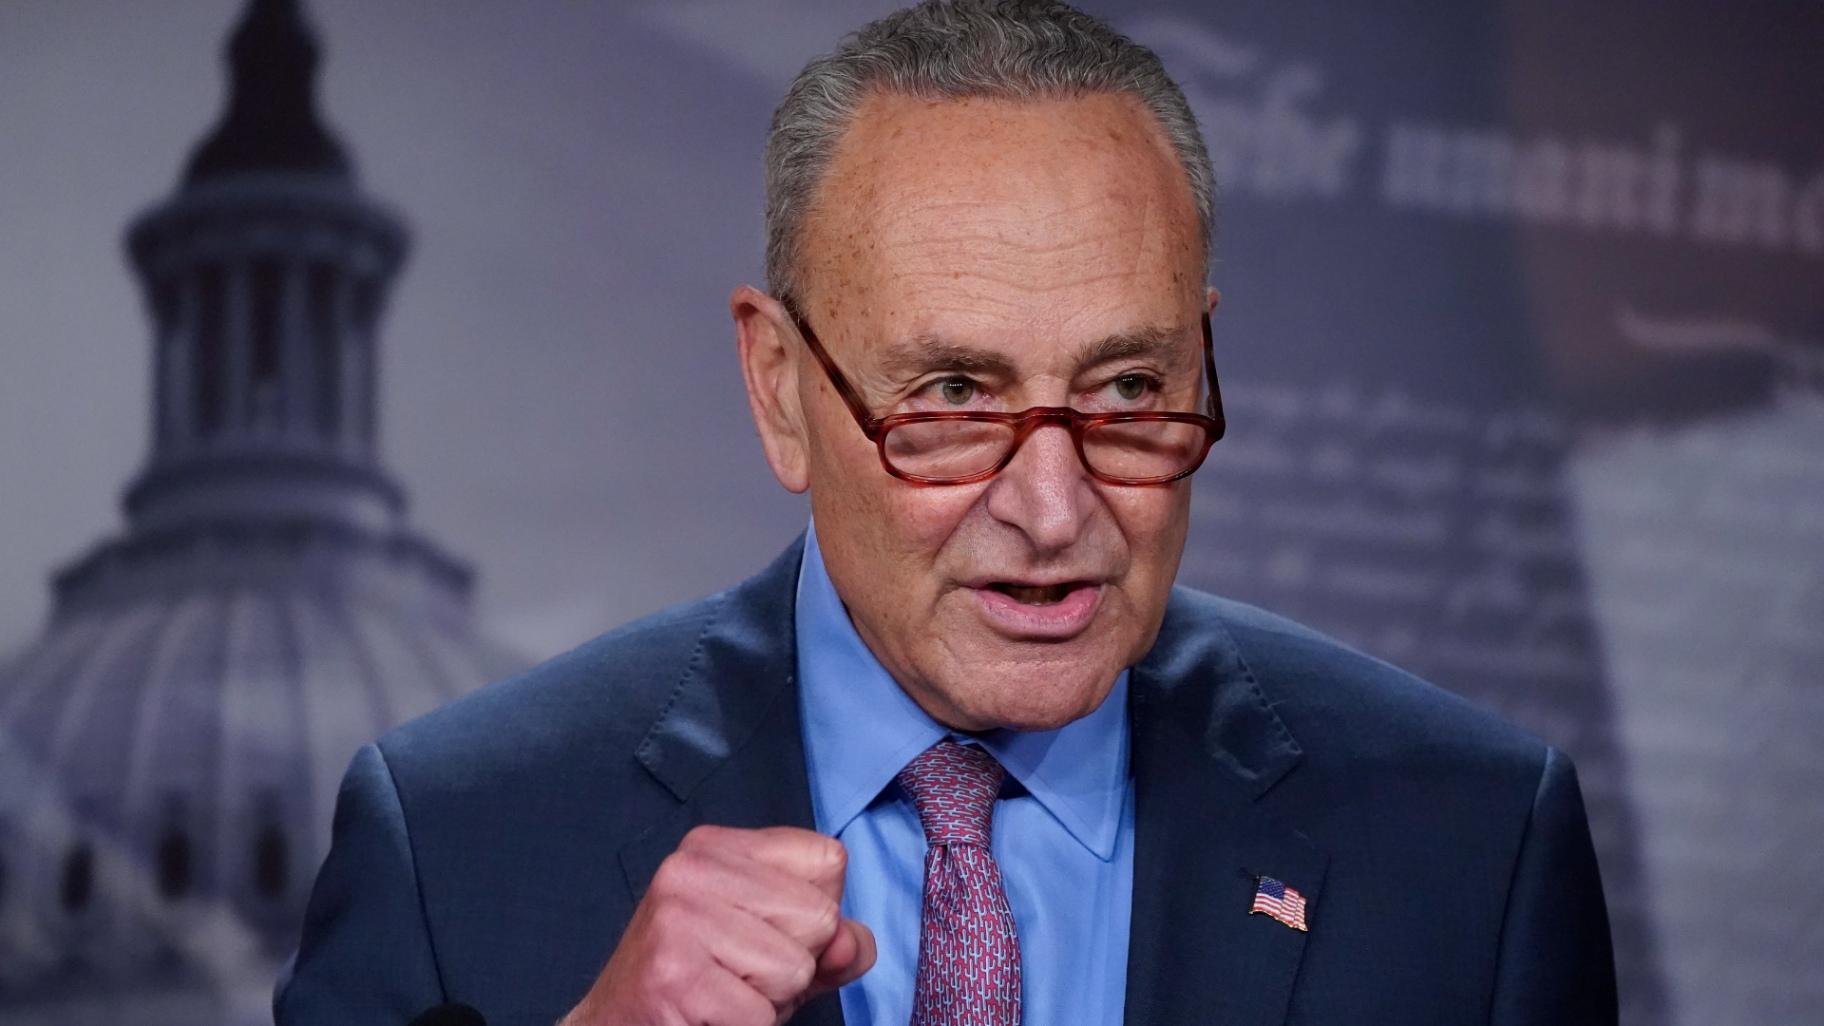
[645, 949, 694, 997]
[810, 835, 846, 876]
[807, 897, 840, 942]
[649, 852, 694, 895]
[677, 973, 751, 1025]
[735, 986, 781, 1026]
[639, 890, 698, 948]
[680, 823, 726, 851]
[786, 949, 817, 994]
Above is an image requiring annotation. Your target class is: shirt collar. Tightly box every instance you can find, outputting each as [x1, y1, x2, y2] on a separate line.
[794, 521, 1130, 861]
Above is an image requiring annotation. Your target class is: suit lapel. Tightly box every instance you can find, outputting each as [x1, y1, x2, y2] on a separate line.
[614, 535, 845, 1026]
[1123, 592, 1329, 1026]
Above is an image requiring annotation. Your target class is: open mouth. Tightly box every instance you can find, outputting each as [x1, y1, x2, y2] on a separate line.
[989, 581, 1086, 605]
[972, 579, 1104, 638]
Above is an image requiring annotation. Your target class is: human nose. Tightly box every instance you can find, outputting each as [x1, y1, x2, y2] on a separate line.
[982, 419, 1093, 553]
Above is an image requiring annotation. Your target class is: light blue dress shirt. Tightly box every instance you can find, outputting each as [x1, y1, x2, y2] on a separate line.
[794, 523, 1135, 1026]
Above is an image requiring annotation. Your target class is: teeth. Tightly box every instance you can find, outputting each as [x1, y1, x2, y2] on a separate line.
[997, 583, 1072, 605]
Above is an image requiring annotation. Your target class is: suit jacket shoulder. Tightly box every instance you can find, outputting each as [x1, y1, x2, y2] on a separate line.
[1170, 585, 1549, 780]
[378, 581, 725, 795]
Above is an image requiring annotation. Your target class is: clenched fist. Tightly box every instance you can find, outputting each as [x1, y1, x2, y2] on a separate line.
[559, 825, 877, 1026]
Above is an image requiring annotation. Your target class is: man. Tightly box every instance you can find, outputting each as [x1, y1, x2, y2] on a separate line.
[276, 3, 1617, 1025]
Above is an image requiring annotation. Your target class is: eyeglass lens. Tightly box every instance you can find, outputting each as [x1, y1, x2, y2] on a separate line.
[881, 417, 1207, 482]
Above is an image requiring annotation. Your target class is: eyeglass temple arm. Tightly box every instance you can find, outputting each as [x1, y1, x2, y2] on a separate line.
[783, 299, 886, 437]
[1201, 311, 1225, 429]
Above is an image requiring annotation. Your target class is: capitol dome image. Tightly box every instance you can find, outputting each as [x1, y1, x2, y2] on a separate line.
[0, 1, 523, 1021]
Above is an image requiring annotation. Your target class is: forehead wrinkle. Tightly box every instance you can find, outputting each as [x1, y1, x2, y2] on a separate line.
[872, 195, 1191, 302]
[875, 202, 1171, 279]
[876, 192, 1133, 247]
[854, 166, 1186, 281]
[889, 261, 1165, 309]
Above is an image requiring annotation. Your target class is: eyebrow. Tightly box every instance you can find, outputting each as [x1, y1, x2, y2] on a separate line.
[875, 325, 1189, 378]
[878, 337, 1017, 377]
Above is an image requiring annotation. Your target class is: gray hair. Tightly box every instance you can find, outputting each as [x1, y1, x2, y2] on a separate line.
[763, 0, 1215, 300]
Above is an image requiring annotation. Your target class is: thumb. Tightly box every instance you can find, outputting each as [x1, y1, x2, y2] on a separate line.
[810, 918, 877, 993]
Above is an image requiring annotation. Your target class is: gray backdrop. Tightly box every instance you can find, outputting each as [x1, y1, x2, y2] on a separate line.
[2, 2, 1819, 1023]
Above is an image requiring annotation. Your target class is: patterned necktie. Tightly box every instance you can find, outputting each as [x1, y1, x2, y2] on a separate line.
[896, 740, 1022, 1026]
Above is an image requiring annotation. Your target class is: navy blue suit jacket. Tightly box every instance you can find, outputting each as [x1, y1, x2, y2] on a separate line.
[275, 536, 1617, 1025]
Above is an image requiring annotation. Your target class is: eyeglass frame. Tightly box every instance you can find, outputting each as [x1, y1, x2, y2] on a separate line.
[781, 298, 1226, 486]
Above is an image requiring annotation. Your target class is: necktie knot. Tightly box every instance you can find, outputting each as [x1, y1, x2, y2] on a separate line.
[897, 740, 1005, 849]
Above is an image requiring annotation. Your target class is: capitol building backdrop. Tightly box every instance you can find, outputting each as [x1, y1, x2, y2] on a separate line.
[0, 2, 521, 1021]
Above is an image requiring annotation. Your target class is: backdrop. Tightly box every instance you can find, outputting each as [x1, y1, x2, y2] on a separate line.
[1, 2, 1818, 1024]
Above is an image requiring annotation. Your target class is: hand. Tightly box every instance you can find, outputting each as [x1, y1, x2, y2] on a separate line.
[559, 825, 877, 1026]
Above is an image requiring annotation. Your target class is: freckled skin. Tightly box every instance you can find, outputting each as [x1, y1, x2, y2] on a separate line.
[737, 92, 1214, 732]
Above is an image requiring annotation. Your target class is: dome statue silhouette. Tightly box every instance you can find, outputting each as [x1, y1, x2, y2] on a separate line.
[0, 2, 523, 1021]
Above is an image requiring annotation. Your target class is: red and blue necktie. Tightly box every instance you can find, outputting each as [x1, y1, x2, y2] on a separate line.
[897, 740, 1022, 1026]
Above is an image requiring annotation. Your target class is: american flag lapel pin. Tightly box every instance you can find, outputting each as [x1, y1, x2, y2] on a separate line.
[1250, 874, 1310, 932]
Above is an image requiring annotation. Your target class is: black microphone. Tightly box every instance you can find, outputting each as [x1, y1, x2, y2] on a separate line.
[408, 1004, 486, 1026]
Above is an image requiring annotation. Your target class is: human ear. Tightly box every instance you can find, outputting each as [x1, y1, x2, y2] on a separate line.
[731, 284, 811, 493]
[1206, 285, 1221, 316]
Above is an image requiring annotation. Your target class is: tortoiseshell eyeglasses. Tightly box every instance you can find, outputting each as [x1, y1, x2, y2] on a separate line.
[783, 301, 1225, 486]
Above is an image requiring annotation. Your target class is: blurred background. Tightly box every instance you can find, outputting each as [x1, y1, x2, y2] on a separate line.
[0, 1, 1817, 1023]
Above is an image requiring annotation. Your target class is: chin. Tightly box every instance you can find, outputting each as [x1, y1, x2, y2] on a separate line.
[980, 703, 1097, 733]
[952, 653, 1123, 732]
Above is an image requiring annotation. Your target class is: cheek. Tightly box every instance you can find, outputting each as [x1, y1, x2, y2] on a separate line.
[806, 402, 889, 522]
[1109, 485, 1191, 580]
[808, 425, 980, 592]
[884, 486, 985, 585]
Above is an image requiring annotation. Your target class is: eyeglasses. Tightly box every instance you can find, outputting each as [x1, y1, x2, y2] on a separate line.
[783, 300, 1226, 486]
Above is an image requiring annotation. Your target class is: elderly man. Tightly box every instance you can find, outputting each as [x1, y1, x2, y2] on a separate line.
[277, 2, 1617, 1025]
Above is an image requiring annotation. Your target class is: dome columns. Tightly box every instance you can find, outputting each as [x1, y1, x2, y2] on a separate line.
[132, 183, 403, 464]
[123, 179, 408, 534]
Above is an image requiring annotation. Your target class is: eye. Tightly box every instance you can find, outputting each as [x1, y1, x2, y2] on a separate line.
[1111, 373, 1155, 402]
[937, 377, 977, 405]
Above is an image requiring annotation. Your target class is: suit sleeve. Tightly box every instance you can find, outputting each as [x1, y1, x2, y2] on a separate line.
[274, 742, 446, 1025]
[1487, 745, 1619, 1026]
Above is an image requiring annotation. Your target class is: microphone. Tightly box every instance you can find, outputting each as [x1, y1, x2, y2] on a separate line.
[408, 1004, 486, 1026]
